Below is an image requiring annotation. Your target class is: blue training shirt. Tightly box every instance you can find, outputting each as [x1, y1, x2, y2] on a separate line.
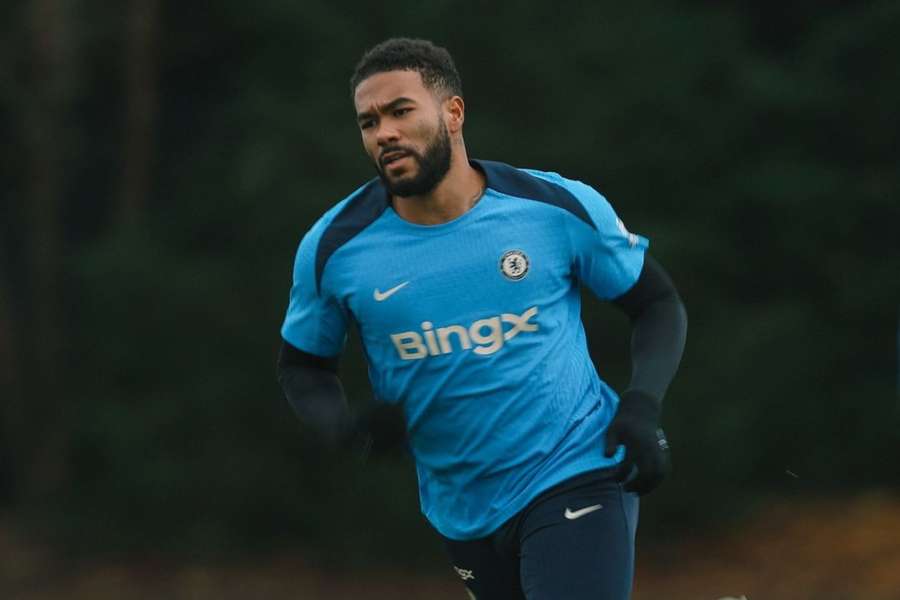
[281, 160, 648, 540]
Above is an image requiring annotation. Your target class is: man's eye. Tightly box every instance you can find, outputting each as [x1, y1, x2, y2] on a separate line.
[360, 120, 375, 130]
[394, 108, 411, 117]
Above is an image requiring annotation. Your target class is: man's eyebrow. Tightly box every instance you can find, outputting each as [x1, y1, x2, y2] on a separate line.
[356, 97, 417, 121]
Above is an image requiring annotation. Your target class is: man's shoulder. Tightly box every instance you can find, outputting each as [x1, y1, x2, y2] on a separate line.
[477, 160, 598, 230]
[305, 178, 388, 240]
[293, 177, 389, 292]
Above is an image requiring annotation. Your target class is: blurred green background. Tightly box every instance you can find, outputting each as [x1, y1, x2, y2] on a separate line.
[1, 0, 898, 598]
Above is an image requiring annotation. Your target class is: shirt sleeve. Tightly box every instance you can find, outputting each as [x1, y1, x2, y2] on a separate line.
[567, 180, 649, 300]
[280, 226, 347, 358]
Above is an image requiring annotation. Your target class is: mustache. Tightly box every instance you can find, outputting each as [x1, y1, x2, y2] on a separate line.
[379, 146, 419, 167]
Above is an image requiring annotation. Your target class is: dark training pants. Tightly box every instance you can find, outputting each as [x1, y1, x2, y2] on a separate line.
[441, 468, 639, 600]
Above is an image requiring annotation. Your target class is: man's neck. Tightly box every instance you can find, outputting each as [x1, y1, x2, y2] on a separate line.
[391, 154, 485, 226]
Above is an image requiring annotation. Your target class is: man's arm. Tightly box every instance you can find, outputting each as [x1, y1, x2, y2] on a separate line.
[277, 341, 408, 454]
[612, 254, 688, 401]
[604, 255, 687, 494]
[277, 342, 352, 447]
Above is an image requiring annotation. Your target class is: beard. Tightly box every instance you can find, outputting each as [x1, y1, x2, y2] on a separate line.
[375, 121, 452, 197]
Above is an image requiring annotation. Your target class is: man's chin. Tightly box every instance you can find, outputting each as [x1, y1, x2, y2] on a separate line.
[380, 171, 422, 196]
[384, 163, 416, 180]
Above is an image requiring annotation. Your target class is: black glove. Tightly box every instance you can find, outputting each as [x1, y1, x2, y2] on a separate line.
[603, 390, 671, 495]
[346, 402, 409, 460]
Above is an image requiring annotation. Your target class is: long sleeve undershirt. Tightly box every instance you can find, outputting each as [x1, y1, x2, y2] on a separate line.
[612, 254, 688, 404]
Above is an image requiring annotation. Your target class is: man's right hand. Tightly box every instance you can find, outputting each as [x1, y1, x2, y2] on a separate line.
[349, 402, 409, 459]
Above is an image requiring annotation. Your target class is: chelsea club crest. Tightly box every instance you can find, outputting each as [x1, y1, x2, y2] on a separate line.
[500, 250, 529, 281]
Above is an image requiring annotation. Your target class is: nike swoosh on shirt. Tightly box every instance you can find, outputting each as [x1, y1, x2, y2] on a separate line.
[373, 281, 409, 302]
[564, 504, 603, 520]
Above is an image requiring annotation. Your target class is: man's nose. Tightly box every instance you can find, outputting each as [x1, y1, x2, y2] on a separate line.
[375, 121, 400, 146]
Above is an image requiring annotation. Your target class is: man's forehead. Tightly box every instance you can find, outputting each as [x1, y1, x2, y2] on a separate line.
[354, 70, 430, 111]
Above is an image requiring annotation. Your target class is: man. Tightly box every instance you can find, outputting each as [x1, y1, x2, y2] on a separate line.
[278, 38, 687, 599]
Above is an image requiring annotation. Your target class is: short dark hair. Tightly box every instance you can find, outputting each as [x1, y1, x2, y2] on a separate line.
[350, 38, 463, 99]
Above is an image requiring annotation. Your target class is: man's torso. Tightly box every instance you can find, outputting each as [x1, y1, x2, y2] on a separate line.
[282, 161, 646, 539]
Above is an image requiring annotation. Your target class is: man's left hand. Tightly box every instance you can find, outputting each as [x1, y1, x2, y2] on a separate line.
[603, 390, 671, 495]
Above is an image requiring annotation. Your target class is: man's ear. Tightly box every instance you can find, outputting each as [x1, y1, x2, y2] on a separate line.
[445, 95, 465, 134]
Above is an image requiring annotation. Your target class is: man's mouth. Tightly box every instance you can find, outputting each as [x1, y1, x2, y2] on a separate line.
[381, 151, 411, 168]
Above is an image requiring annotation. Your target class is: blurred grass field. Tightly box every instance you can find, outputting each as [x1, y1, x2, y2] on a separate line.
[4, 491, 898, 600]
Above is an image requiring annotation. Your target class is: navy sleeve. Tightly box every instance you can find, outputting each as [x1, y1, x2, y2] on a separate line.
[612, 255, 687, 403]
[277, 341, 351, 446]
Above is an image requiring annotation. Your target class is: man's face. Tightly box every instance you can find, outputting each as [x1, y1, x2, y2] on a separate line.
[354, 70, 452, 197]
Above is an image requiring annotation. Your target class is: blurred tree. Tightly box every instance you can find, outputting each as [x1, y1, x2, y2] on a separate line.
[117, 0, 160, 229]
[0, 250, 18, 504]
[18, 0, 76, 498]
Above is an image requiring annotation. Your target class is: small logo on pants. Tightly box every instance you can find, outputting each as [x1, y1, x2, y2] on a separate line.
[564, 503, 604, 520]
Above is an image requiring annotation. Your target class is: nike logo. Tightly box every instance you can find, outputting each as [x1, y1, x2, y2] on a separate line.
[564, 504, 603, 520]
[373, 281, 409, 302]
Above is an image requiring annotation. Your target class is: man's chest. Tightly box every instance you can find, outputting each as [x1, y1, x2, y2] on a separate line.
[328, 217, 573, 344]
